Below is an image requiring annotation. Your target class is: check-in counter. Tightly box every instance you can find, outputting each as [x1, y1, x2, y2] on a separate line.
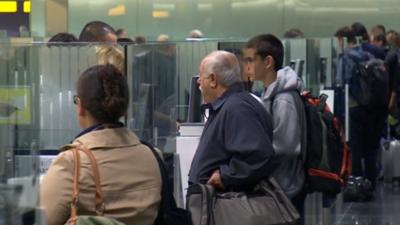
[175, 123, 204, 207]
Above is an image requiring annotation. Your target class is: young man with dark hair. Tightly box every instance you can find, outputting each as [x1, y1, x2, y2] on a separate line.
[351, 22, 386, 59]
[335, 26, 357, 50]
[244, 34, 307, 223]
[79, 21, 117, 43]
[351, 22, 370, 42]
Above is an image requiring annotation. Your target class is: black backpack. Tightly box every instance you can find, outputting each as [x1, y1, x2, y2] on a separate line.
[346, 47, 390, 108]
[301, 92, 352, 196]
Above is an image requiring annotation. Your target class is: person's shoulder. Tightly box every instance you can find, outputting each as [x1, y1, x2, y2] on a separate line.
[226, 91, 261, 107]
[362, 43, 385, 59]
[47, 149, 74, 171]
[224, 92, 267, 118]
[343, 47, 358, 58]
[345, 46, 369, 61]
[250, 93, 263, 104]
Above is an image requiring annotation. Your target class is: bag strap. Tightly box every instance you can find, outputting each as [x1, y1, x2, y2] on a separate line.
[260, 178, 300, 223]
[318, 93, 328, 112]
[77, 144, 105, 215]
[140, 140, 178, 224]
[68, 144, 105, 225]
[69, 147, 81, 225]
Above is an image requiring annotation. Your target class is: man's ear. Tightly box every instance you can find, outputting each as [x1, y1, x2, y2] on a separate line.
[264, 55, 275, 70]
[209, 73, 217, 88]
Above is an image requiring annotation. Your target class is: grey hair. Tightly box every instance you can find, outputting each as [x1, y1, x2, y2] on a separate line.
[203, 51, 241, 87]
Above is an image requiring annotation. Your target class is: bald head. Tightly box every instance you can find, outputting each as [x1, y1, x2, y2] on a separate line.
[201, 51, 241, 88]
[189, 29, 203, 38]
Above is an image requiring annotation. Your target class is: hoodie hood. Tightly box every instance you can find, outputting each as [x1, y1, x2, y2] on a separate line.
[263, 66, 304, 100]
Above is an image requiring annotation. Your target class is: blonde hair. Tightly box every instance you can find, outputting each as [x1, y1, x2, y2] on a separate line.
[96, 45, 124, 73]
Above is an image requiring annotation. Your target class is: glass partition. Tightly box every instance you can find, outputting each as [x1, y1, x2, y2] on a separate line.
[0, 42, 101, 225]
[175, 41, 218, 122]
[126, 41, 218, 152]
[0, 38, 344, 224]
[39, 46, 94, 150]
[127, 43, 178, 151]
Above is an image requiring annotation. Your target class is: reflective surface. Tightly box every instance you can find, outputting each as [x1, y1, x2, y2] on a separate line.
[334, 182, 400, 225]
[67, 0, 400, 40]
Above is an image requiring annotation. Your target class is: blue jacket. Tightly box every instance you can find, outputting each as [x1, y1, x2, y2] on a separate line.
[188, 83, 274, 189]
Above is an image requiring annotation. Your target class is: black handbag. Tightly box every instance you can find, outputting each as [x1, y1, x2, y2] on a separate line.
[141, 141, 193, 225]
[186, 178, 300, 225]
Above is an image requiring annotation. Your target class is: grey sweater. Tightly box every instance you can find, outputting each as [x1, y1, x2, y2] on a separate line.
[261, 66, 307, 198]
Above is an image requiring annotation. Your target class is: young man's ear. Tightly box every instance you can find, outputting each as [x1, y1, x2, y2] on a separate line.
[264, 55, 275, 70]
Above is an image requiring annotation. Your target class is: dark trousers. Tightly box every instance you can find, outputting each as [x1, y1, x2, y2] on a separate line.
[349, 106, 387, 188]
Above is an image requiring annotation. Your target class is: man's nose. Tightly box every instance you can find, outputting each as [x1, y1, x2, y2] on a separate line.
[245, 65, 253, 75]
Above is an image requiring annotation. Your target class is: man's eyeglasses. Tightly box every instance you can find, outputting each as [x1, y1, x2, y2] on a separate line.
[73, 95, 79, 105]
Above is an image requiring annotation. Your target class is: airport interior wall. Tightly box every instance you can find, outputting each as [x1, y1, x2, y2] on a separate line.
[67, 0, 400, 40]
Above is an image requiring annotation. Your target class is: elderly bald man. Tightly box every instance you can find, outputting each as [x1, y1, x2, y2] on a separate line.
[188, 51, 274, 190]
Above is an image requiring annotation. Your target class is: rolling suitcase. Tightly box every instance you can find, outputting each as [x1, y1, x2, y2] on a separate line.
[382, 139, 400, 183]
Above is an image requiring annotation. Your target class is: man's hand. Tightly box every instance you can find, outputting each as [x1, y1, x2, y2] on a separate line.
[207, 170, 226, 190]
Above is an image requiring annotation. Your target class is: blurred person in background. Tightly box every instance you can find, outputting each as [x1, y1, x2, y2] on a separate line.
[283, 28, 305, 38]
[386, 30, 400, 49]
[116, 28, 128, 39]
[187, 29, 204, 40]
[134, 35, 147, 44]
[96, 46, 124, 73]
[48, 32, 78, 45]
[79, 21, 117, 44]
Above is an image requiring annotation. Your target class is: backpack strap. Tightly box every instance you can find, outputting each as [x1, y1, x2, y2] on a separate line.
[318, 94, 328, 112]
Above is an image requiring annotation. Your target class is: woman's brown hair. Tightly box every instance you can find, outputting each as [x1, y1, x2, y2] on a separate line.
[77, 64, 129, 123]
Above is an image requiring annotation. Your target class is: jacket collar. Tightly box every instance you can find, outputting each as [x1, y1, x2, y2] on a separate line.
[61, 127, 141, 151]
[203, 82, 245, 112]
